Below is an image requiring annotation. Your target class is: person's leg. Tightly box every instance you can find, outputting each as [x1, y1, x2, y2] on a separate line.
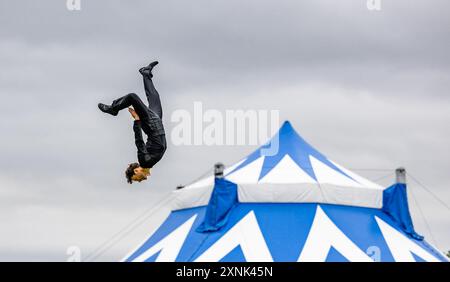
[109, 93, 150, 119]
[142, 76, 163, 119]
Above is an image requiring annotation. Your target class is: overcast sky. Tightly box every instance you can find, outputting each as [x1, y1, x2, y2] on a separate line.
[0, 0, 449, 261]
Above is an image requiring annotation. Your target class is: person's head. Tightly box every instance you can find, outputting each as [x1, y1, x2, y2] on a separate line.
[125, 163, 151, 184]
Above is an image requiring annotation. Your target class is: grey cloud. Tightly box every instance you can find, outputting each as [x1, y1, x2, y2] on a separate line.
[0, 0, 449, 261]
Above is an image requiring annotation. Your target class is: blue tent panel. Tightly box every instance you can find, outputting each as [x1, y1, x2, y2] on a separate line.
[125, 203, 446, 262]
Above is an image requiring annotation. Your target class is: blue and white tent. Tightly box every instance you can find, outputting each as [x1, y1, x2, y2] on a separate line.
[123, 121, 447, 262]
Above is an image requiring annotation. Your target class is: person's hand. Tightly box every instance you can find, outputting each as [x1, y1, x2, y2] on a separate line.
[128, 107, 140, 121]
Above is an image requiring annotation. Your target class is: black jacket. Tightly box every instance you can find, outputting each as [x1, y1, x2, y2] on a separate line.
[133, 118, 166, 168]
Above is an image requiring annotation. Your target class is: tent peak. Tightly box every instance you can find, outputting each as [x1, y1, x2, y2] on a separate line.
[278, 120, 295, 135]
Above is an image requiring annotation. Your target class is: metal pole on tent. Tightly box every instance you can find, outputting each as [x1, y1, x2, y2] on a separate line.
[396, 167, 406, 184]
[214, 162, 225, 179]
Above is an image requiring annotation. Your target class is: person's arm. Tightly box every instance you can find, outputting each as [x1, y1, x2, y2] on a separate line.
[130, 108, 152, 167]
[133, 120, 154, 167]
[133, 120, 147, 155]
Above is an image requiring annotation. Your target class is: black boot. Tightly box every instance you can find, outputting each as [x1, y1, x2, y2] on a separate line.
[139, 67, 151, 78]
[139, 61, 159, 78]
[98, 103, 118, 116]
[147, 60, 159, 71]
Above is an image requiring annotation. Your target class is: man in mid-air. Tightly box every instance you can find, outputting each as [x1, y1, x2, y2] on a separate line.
[98, 61, 166, 184]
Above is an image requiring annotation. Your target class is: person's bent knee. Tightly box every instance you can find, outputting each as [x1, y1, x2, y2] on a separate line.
[127, 93, 139, 100]
[125, 93, 140, 105]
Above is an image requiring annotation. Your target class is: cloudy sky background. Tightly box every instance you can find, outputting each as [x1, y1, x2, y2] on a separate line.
[0, 0, 449, 261]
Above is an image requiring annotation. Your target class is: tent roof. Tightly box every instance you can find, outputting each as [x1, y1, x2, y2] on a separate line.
[123, 121, 448, 262]
[172, 121, 385, 210]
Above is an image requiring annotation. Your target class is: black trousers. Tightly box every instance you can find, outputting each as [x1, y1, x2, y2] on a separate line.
[110, 75, 163, 120]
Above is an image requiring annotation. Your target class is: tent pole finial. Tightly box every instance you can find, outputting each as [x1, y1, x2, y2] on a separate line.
[395, 167, 406, 184]
[214, 162, 225, 179]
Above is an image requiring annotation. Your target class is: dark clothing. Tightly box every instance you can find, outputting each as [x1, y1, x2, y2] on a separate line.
[143, 75, 163, 119]
[110, 76, 167, 168]
[133, 120, 166, 168]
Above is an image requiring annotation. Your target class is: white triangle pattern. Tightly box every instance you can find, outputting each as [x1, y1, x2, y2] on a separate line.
[226, 157, 265, 184]
[187, 154, 382, 188]
[259, 155, 316, 184]
[330, 160, 383, 189]
[310, 156, 362, 187]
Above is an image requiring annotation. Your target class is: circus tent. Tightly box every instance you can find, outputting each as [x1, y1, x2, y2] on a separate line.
[123, 121, 447, 262]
